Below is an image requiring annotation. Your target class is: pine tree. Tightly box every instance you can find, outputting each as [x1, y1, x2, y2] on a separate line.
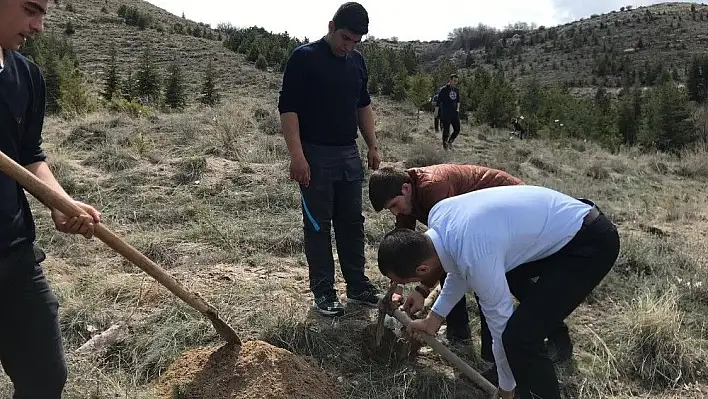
[199, 61, 220, 106]
[58, 56, 93, 116]
[407, 74, 433, 123]
[617, 86, 641, 145]
[103, 44, 119, 101]
[163, 61, 187, 110]
[642, 83, 695, 152]
[44, 53, 61, 114]
[255, 54, 268, 71]
[479, 71, 517, 128]
[121, 70, 137, 101]
[135, 47, 161, 104]
[392, 72, 408, 101]
[687, 56, 708, 103]
[64, 21, 75, 35]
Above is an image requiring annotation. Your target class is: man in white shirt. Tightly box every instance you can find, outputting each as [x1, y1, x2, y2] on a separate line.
[377, 185, 620, 399]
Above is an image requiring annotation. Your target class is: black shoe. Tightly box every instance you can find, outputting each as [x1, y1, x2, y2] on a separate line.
[547, 338, 573, 363]
[313, 293, 345, 317]
[347, 285, 382, 307]
[481, 363, 498, 386]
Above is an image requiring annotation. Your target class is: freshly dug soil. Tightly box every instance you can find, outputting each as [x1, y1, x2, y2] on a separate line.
[153, 340, 344, 399]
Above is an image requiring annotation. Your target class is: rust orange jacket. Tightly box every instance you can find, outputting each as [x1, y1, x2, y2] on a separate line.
[395, 164, 525, 229]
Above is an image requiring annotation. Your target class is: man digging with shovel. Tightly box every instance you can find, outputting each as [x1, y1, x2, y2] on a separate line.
[369, 164, 575, 384]
[376, 185, 620, 399]
[0, 1, 102, 397]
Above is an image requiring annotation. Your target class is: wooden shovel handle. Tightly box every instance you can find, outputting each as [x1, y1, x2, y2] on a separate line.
[391, 307, 498, 396]
[0, 150, 239, 344]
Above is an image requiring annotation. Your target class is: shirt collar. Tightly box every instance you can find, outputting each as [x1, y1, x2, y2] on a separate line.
[425, 228, 457, 275]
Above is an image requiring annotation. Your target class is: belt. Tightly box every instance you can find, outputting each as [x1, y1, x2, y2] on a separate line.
[583, 206, 601, 226]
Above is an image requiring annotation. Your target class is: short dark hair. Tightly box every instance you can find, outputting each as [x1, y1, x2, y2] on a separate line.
[450, 73, 458, 80]
[332, 2, 369, 35]
[378, 228, 435, 278]
[368, 166, 412, 212]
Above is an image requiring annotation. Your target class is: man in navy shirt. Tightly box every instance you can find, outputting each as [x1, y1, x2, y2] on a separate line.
[278, 2, 382, 316]
[1, 1, 102, 397]
[434, 74, 461, 150]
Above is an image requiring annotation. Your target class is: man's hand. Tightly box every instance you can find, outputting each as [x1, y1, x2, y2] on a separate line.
[367, 147, 381, 170]
[496, 388, 514, 399]
[402, 289, 425, 316]
[406, 311, 444, 343]
[51, 201, 101, 239]
[391, 284, 404, 304]
[289, 155, 310, 187]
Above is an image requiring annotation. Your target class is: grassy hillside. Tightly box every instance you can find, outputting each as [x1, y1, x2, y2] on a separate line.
[0, 96, 707, 399]
[0, 1, 706, 398]
[45, 0, 281, 101]
[417, 2, 708, 89]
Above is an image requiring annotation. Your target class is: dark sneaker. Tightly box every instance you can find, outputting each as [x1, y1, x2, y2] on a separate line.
[313, 294, 345, 317]
[347, 286, 382, 307]
[481, 363, 498, 386]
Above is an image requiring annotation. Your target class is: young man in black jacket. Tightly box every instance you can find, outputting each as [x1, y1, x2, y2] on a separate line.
[0, 1, 102, 397]
[278, 2, 382, 316]
[434, 74, 461, 150]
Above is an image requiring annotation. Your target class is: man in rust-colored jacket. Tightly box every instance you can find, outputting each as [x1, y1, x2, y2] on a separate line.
[369, 164, 573, 383]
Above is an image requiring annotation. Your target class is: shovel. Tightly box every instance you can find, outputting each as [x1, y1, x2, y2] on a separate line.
[0, 150, 241, 346]
[377, 286, 498, 397]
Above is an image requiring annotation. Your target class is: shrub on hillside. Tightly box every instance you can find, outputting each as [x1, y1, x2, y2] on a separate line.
[107, 98, 155, 118]
[255, 55, 268, 71]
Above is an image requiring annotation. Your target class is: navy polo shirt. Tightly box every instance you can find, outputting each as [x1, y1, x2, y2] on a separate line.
[277, 38, 371, 147]
[0, 49, 48, 253]
[437, 84, 460, 119]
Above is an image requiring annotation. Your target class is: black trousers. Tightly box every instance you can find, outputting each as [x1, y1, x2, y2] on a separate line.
[477, 279, 571, 362]
[439, 273, 470, 337]
[0, 244, 67, 399]
[500, 205, 620, 399]
[441, 114, 461, 145]
[299, 143, 371, 298]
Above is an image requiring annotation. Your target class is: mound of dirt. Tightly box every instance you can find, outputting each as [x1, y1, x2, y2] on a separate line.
[153, 340, 344, 399]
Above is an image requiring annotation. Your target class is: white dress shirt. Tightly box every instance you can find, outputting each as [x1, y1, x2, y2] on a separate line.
[426, 185, 592, 391]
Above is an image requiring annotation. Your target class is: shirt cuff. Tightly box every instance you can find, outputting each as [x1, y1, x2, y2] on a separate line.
[430, 296, 454, 318]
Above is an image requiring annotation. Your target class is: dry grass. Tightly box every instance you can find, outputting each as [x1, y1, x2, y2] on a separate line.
[2, 92, 708, 399]
[3, 2, 708, 398]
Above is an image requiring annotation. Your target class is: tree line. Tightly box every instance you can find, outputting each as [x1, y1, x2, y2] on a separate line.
[18, 21, 708, 154]
[20, 33, 221, 117]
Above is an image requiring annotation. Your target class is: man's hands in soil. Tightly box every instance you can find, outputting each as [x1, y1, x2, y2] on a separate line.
[391, 287, 425, 316]
[401, 289, 425, 316]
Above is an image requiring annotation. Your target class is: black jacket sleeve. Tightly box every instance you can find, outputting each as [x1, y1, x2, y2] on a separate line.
[20, 60, 47, 166]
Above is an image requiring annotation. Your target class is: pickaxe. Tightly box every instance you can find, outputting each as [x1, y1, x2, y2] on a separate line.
[375, 282, 498, 397]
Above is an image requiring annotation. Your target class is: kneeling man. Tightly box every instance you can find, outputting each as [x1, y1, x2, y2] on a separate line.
[377, 185, 620, 399]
